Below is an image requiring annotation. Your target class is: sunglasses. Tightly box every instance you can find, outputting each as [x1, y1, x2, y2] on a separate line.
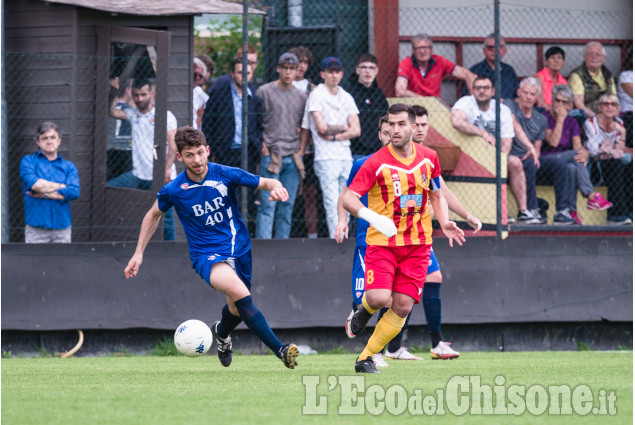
[194, 72, 205, 80]
[600, 102, 619, 107]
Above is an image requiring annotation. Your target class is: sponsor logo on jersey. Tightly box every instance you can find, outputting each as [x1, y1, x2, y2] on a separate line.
[391, 172, 400, 181]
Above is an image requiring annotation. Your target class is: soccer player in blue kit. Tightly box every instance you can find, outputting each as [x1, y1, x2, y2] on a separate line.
[124, 126, 299, 369]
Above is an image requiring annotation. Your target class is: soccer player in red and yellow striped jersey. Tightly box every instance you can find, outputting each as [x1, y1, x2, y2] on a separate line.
[343, 103, 465, 373]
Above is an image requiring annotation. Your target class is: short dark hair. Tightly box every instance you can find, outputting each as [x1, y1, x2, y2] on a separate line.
[288, 46, 314, 65]
[175, 126, 207, 153]
[230, 57, 247, 73]
[36, 121, 59, 139]
[473, 75, 493, 88]
[357, 53, 378, 65]
[411, 105, 428, 118]
[132, 78, 151, 90]
[387, 103, 415, 124]
[378, 114, 389, 129]
[545, 46, 565, 60]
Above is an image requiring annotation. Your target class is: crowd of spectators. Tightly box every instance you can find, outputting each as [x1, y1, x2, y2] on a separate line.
[21, 36, 632, 243]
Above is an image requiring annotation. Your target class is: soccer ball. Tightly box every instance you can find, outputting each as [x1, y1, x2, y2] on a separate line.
[174, 319, 213, 357]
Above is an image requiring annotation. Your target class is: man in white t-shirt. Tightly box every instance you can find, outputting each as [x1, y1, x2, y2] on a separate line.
[451, 76, 537, 224]
[108, 78, 178, 239]
[451, 76, 514, 145]
[302, 57, 361, 238]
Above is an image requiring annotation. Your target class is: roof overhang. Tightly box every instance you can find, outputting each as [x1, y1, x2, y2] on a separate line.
[43, 0, 265, 16]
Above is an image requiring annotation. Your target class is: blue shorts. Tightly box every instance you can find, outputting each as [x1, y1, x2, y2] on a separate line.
[428, 248, 440, 274]
[350, 246, 440, 305]
[192, 250, 252, 290]
[351, 246, 367, 305]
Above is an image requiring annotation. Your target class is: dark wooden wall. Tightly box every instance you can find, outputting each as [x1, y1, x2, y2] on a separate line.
[4, 0, 193, 242]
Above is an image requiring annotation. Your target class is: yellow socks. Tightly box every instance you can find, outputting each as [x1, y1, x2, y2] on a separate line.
[361, 292, 378, 315]
[359, 309, 406, 361]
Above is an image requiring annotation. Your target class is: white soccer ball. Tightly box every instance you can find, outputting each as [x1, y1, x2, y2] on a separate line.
[174, 319, 213, 357]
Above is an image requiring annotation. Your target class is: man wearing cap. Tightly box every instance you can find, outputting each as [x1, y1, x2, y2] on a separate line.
[302, 56, 361, 238]
[255, 53, 308, 239]
[535, 46, 568, 111]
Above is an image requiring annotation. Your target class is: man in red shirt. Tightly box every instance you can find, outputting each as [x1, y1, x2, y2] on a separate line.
[395, 33, 476, 98]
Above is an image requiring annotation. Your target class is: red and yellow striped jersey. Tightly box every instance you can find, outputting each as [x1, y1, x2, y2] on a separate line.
[348, 143, 441, 246]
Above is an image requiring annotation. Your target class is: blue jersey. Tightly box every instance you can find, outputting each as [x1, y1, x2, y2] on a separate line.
[157, 163, 260, 260]
[347, 155, 371, 247]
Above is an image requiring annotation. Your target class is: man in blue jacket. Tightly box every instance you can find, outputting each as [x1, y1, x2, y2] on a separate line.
[202, 57, 262, 174]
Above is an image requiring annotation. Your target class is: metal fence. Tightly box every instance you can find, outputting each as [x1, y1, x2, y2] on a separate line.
[3, 2, 633, 243]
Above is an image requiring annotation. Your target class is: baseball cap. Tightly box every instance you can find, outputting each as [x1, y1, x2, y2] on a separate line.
[320, 57, 343, 71]
[278, 52, 299, 66]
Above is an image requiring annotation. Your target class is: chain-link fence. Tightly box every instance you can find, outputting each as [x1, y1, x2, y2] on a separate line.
[3, 2, 633, 243]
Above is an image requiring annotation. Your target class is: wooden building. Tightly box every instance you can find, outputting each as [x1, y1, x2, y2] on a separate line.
[3, 0, 261, 242]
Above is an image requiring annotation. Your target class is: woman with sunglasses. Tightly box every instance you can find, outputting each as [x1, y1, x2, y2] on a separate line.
[583, 94, 632, 225]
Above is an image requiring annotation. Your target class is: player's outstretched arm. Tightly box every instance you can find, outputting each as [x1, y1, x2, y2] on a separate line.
[258, 177, 289, 202]
[440, 176, 482, 233]
[343, 189, 397, 238]
[124, 201, 164, 279]
[335, 187, 349, 243]
[429, 189, 465, 247]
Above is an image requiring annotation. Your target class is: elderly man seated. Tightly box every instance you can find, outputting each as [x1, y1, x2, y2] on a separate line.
[568, 42, 616, 118]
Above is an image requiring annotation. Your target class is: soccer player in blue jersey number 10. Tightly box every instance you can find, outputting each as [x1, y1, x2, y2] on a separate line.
[124, 126, 299, 369]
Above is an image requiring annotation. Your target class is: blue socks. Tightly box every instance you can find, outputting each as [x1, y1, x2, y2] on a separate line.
[217, 304, 242, 339]
[423, 282, 443, 347]
[234, 295, 283, 355]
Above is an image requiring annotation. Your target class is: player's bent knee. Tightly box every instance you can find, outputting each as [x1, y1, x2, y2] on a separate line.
[365, 288, 391, 310]
[391, 293, 415, 317]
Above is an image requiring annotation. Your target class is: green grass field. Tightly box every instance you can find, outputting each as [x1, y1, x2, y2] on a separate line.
[2, 351, 632, 424]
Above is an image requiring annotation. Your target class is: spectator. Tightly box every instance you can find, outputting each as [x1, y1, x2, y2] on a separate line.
[535, 46, 568, 111]
[396, 33, 476, 98]
[289, 46, 315, 94]
[290, 45, 320, 238]
[583, 93, 632, 225]
[343, 53, 389, 160]
[107, 78, 178, 240]
[209, 45, 259, 93]
[452, 76, 541, 223]
[255, 53, 307, 239]
[202, 58, 262, 173]
[451, 76, 514, 147]
[537, 84, 612, 224]
[114, 77, 135, 138]
[196, 55, 215, 92]
[504, 77, 548, 224]
[19, 122, 80, 243]
[568, 42, 616, 118]
[193, 57, 209, 130]
[303, 56, 360, 238]
[462, 34, 519, 101]
[617, 47, 633, 153]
